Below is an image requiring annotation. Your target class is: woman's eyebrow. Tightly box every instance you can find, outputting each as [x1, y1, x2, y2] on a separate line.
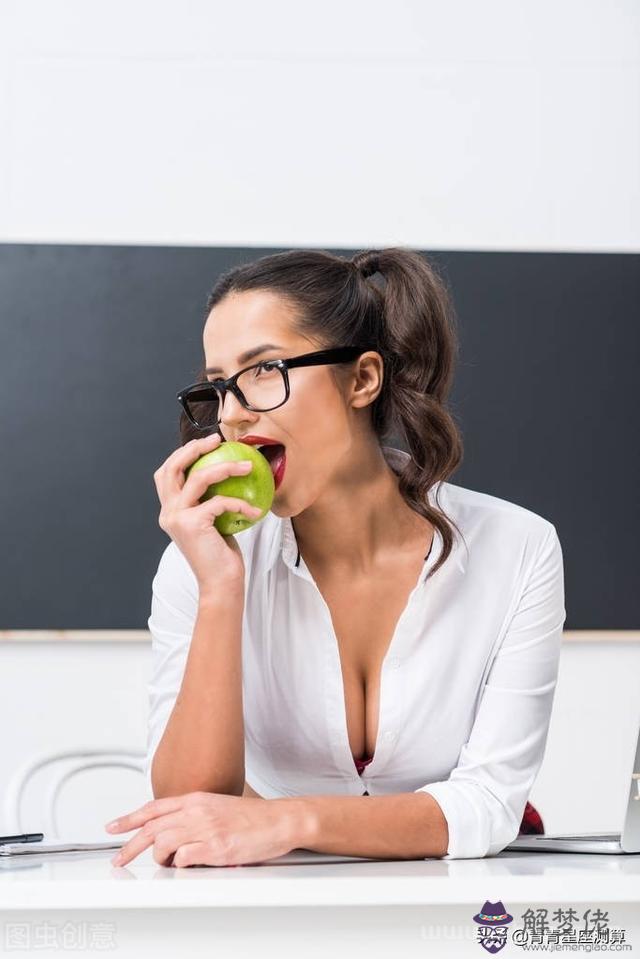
[205, 343, 284, 375]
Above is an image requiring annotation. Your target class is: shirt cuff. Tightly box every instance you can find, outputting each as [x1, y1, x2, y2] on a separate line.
[415, 780, 520, 859]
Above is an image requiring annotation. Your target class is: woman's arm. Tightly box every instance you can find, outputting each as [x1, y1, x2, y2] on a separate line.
[105, 789, 448, 865]
[282, 791, 449, 859]
[412, 523, 566, 858]
[151, 589, 247, 798]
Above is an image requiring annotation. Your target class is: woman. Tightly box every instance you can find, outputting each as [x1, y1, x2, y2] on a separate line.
[105, 247, 565, 867]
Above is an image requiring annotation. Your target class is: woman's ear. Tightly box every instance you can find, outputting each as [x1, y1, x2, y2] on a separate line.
[349, 351, 384, 409]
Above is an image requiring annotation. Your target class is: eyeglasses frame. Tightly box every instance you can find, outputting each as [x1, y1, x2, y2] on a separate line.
[177, 346, 373, 431]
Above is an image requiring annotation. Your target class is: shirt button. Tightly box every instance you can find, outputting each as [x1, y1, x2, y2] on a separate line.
[383, 730, 396, 742]
[388, 656, 401, 669]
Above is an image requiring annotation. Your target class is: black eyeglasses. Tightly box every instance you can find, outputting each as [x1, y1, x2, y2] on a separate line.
[177, 346, 371, 432]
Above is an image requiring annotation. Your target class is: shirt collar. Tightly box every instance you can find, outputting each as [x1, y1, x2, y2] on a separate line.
[261, 445, 466, 580]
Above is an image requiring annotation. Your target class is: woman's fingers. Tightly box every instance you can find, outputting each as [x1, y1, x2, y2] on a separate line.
[176, 460, 253, 510]
[193, 493, 263, 522]
[111, 826, 157, 867]
[105, 795, 187, 834]
[173, 842, 212, 868]
[112, 817, 190, 867]
[154, 432, 222, 496]
[152, 828, 195, 867]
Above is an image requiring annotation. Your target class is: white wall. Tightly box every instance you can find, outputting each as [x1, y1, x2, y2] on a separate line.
[1, 0, 638, 252]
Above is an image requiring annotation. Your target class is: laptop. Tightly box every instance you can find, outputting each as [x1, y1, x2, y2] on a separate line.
[505, 714, 640, 855]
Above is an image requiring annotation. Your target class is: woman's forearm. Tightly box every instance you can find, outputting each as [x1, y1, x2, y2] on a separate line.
[151, 589, 246, 798]
[281, 791, 449, 860]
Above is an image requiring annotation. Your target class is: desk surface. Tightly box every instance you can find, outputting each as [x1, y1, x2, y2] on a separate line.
[1, 848, 639, 910]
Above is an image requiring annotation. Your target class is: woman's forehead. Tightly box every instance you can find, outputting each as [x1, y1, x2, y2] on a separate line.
[207, 288, 296, 326]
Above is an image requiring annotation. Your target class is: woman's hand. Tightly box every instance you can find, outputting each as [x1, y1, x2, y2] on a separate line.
[154, 432, 262, 592]
[104, 791, 309, 868]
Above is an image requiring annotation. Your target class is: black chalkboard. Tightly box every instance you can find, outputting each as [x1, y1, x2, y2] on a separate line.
[1, 243, 637, 629]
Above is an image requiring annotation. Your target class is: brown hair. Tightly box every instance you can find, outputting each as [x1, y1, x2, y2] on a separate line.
[180, 247, 466, 579]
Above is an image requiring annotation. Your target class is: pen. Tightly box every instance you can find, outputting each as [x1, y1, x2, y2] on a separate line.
[0, 833, 44, 845]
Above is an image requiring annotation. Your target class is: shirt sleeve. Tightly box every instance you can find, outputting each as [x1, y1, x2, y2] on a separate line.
[415, 522, 567, 859]
[143, 541, 199, 796]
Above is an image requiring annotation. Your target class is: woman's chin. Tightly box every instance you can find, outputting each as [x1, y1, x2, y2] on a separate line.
[268, 498, 287, 517]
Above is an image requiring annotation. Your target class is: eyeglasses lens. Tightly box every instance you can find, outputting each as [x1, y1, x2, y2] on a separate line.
[185, 364, 287, 428]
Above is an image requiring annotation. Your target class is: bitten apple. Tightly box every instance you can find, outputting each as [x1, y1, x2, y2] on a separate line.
[185, 441, 275, 536]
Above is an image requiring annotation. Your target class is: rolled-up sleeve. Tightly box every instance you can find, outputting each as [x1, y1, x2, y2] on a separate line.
[144, 542, 198, 796]
[415, 523, 566, 859]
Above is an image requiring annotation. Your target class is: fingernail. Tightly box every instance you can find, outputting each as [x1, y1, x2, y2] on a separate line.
[111, 853, 124, 866]
[106, 820, 120, 831]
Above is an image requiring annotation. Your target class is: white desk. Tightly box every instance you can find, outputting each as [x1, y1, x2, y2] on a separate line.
[1, 848, 639, 957]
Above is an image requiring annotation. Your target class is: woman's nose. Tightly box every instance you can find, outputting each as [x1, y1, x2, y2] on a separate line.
[218, 388, 257, 430]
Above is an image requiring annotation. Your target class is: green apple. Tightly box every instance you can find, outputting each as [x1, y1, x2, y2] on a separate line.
[185, 441, 275, 536]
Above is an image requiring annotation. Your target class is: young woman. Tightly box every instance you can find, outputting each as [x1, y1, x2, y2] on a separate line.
[105, 247, 565, 868]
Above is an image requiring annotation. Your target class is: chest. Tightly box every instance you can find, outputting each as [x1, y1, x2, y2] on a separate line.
[306, 546, 431, 760]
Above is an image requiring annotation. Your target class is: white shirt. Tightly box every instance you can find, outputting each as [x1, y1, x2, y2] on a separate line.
[145, 446, 567, 859]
